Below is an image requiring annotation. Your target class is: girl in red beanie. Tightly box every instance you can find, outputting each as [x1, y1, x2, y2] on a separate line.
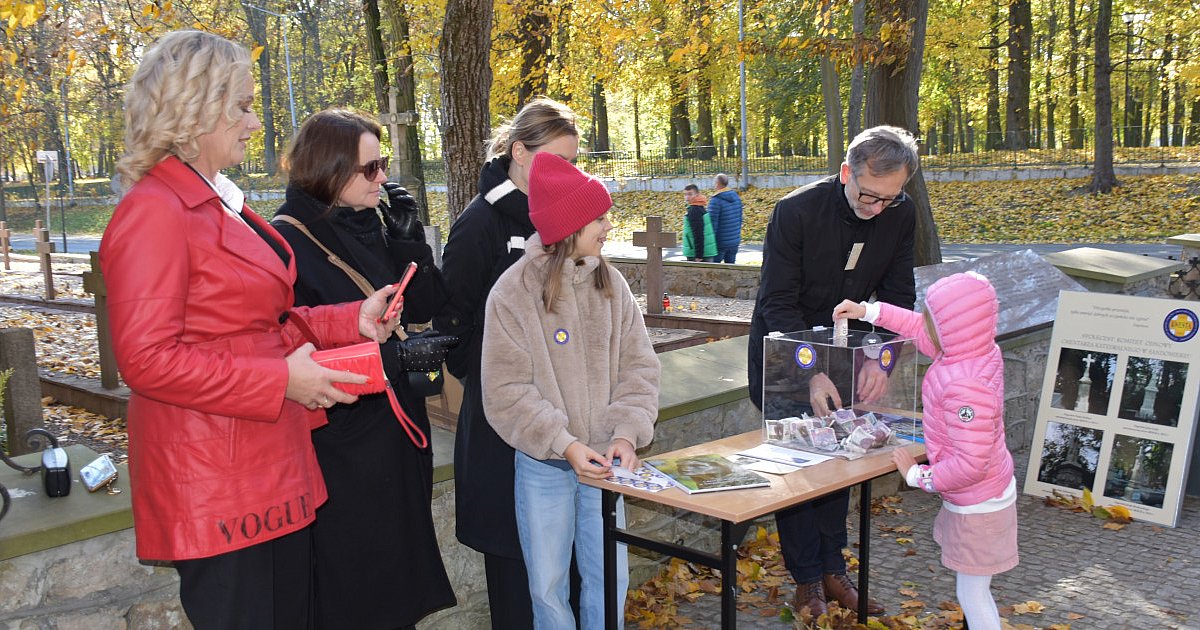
[481, 152, 660, 629]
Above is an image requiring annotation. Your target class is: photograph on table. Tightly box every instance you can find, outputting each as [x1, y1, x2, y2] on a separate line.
[1117, 357, 1189, 428]
[1035, 421, 1102, 491]
[1050, 347, 1117, 416]
[1102, 434, 1174, 508]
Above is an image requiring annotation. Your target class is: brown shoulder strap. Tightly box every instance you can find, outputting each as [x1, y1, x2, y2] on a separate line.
[272, 214, 376, 298]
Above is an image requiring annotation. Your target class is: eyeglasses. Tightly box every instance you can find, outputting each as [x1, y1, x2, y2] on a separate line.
[358, 156, 389, 178]
[851, 173, 908, 208]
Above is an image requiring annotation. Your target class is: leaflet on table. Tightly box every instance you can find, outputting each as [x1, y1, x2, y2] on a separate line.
[736, 443, 833, 469]
[643, 454, 772, 494]
[604, 463, 673, 492]
[727, 454, 802, 475]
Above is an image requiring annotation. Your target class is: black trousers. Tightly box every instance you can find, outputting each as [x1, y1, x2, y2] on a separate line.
[174, 525, 314, 630]
[776, 488, 851, 584]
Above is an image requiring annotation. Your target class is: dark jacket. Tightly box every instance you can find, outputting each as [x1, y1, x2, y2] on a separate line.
[747, 174, 916, 409]
[432, 156, 535, 558]
[273, 186, 455, 628]
[707, 188, 744, 248]
[682, 201, 717, 259]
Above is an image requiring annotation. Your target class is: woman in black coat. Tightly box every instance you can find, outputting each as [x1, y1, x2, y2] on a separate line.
[434, 97, 581, 628]
[272, 109, 456, 629]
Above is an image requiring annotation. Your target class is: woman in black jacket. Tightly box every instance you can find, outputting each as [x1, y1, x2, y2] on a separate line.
[272, 109, 456, 629]
[434, 97, 581, 628]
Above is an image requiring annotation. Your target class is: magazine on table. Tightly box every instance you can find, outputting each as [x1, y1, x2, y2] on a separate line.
[643, 454, 772, 494]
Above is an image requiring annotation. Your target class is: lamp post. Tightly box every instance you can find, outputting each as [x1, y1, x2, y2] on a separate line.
[242, 3, 302, 133]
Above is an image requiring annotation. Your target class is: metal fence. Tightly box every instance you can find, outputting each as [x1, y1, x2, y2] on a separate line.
[418, 127, 1200, 185]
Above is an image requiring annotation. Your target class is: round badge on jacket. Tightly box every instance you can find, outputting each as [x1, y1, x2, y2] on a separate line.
[554, 328, 570, 345]
[957, 406, 975, 422]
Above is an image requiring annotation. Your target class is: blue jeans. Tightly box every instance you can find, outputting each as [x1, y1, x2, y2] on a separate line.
[515, 452, 628, 630]
[717, 244, 739, 264]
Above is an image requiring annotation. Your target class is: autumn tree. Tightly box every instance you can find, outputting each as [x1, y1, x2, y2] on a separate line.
[439, 0, 492, 221]
[1089, 0, 1118, 193]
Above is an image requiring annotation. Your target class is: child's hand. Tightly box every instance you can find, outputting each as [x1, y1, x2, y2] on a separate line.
[565, 441, 612, 480]
[832, 299, 866, 321]
[892, 448, 918, 476]
[606, 438, 639, 472]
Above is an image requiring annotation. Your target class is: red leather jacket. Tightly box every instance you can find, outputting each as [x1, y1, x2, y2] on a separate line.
[100, 156, 364, 561]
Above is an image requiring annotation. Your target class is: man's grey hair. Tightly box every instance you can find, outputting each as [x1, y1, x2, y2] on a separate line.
[845, 126, 920, 179]
[714, 173, 730, 188]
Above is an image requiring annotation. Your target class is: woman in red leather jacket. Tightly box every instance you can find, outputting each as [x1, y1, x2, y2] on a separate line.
[100, 31, 396, 629]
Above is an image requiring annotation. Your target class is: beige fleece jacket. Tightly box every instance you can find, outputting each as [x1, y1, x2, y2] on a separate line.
[481, 234, 659, 461]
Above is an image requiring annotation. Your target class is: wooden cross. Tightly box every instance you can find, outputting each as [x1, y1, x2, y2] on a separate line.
[632, 216, 677, 315]
[0, 221, 10, 271]
[83, 251, 120, 390]
[34, 220, 55, 300]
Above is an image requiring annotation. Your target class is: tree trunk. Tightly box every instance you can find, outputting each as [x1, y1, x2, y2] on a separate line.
[592, 81, 611, 153]
[1159, 31, 1172, 146]
[820, 0, 844, 173]
[986, 0, 1003, 150]
[439, 0, 494, 222]
[243, 5, 277, 173]
[517, 1, 551, 106]
[363, 0, 389, 114]
[1067, 0, 1083, 148]
[667, 72, 690, 159]
[1171, 80, 1185, 147]
[866, 0, 940, 266]
[847, 0, 867, 140]
[1044, 0, 1057, 149]
[724, 115, 738, 158]
[296, 1, 326, 112]
[1089, 0, 1117, 193]
[1005, 0, 1032, 150]
[633, 93, 641, 159]
[1188, 98, 1200, 146]
[760, 104, 772, 157]
[382, 0, 430, 222]
[696, 74, 715, 160]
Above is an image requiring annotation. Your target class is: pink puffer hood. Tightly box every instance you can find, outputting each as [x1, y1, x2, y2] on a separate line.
[924, 272, 998, 359]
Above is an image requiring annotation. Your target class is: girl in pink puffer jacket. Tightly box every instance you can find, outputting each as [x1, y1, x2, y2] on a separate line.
[834, 271, 1016, 630]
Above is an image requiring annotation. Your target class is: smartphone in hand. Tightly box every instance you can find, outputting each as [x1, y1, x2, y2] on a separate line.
[380, 261, 418, 323]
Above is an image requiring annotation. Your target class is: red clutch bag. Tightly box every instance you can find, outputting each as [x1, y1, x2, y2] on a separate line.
[290, 315, 428, 449]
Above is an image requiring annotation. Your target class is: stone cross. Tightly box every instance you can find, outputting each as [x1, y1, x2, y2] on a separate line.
[379, 87, 426, 222]
[632, 216, 677, 315]
[1080, 353, 1096, 377]
[34, 220, 55, 300]
[0, 221, 10, 271]
[0, 328, 44, 456]
[83, 252, 120, 390]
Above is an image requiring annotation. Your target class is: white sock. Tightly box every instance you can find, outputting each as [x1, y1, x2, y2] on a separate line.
[956, 572, 1001, 630]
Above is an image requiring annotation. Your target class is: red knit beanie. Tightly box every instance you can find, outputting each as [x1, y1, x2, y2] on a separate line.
[528, 152, 612, 245]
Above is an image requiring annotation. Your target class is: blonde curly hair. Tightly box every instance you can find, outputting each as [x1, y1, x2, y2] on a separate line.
[117, 30, 252, 188]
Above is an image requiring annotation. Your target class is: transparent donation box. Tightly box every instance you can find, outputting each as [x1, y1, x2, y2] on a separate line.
[761, 326, 921, 454]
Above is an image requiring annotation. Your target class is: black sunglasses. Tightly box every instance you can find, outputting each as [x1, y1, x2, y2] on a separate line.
[358, 156, 389, 178]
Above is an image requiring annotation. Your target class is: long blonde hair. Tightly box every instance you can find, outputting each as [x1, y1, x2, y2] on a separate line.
[117, 31, 252, 188]
[531, 232, 612, 313]
[487, 97, 578, 160]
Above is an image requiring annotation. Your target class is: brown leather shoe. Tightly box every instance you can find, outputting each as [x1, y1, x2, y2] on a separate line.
[823, 572, 885, 615]
[791, 580, 828, 617]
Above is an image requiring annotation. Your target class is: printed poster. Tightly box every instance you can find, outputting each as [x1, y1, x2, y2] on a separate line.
[1024, 291, 1200, 527]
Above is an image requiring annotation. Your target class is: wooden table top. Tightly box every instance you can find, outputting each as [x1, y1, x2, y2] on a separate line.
[581, 431, 926, 524]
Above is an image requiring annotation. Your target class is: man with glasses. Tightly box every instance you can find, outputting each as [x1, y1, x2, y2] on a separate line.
[747, 125, 919, 618]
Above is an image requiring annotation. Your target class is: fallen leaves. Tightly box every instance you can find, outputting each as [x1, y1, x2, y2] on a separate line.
[1043, 488, 1134, 529]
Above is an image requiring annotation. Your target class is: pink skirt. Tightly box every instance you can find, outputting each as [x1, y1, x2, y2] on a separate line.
[932, 503, 1019, 575]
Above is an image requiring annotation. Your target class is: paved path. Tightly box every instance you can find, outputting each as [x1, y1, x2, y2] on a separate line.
[661, 453, 1199, 629]
[602, 241, 1184, 265]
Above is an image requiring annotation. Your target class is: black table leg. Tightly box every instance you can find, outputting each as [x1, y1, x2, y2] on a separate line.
[720, 520, 752, 630]
[602, 489, 618, 630]
[858, 479, 872, 622]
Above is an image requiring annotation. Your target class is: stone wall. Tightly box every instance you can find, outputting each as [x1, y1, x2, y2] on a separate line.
[610, 258, 761, 300]
[0, 530, 188, 629]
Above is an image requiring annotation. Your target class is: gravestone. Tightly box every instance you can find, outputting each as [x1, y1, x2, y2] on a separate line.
[914, 249, 1086, 339]
[33, 221, 55, 300]
[0, 329, 44, 456]
[0, 221, 10, 271]
[82, 252, 120, 390]
[1041, 246, 1185, 297]
[632, 216, 677, 315]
